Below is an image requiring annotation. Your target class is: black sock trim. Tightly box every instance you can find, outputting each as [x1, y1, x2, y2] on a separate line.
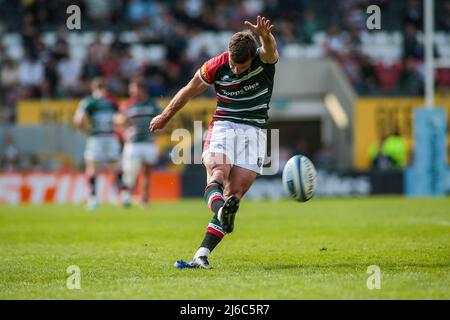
[200, 232, 222, 252]
[88, 176, 96, 196]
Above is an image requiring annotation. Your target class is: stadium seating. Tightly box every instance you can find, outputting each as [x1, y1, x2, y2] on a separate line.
[4, 30, 450, 63]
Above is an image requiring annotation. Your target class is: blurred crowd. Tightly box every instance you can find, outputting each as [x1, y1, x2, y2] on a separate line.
[323, 0, 450, 96]
[1, 0, 450, 124]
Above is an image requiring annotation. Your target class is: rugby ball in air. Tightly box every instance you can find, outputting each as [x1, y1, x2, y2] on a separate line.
[282, 155, 317, 202]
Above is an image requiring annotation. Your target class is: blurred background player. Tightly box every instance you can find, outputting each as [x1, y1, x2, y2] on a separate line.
[150, 16, 278, 269]
[73, 77, 122, 210]
[116, 76, 162, 207]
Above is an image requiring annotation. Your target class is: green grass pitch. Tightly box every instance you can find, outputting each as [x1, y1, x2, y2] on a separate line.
[0, 197, 449, 299]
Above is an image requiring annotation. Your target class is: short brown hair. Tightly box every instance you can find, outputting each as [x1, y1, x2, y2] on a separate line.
[91, 77, 105, 90]
[228, 31, 257, 64]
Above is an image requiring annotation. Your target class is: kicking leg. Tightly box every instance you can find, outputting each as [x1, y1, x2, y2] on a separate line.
[223, 166, 257, 200]
[219, 166, 257, 233]
[192, 152, 231, 268]
[191, 164, 257, 268]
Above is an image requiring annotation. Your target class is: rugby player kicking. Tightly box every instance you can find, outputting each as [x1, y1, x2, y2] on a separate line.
[150, 16, 278, 268]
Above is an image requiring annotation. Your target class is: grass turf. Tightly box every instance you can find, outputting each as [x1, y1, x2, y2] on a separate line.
[0, 197, 449, 299]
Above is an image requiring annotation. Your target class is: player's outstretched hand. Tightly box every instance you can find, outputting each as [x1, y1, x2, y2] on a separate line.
[149, 114, 168, 132]
[244, 16, 274, 38]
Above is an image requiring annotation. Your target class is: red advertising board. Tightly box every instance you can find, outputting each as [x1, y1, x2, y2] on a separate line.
[0, 171, 180, 204]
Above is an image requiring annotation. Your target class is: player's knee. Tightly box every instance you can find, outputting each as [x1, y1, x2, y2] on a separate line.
[210, 166, 226, 182]
[205, 160, 229, 183]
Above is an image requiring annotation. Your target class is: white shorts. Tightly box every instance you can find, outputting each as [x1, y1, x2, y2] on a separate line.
[84, 135, 121, 162]
[122, 142, 159, 168]
[202, 120, 267, 174]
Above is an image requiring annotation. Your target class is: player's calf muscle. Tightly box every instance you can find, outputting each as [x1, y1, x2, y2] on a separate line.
[224, 172, 256, 199]
[204, 157, 230, 183]
[224, 185, 247, 200]
[208, 166, 228, 183]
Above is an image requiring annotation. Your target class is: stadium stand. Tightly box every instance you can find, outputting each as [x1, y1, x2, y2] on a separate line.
[1, 0, 450, 124]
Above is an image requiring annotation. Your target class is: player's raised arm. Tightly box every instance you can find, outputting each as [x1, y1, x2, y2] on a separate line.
[245, 16, 278, 64]
[149, 73, 208, 132]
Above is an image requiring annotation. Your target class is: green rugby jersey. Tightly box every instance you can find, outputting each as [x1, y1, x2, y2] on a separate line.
[198, 48, 276, 128]
[121, 97, 161, 143]
[77, 95, 118, 136]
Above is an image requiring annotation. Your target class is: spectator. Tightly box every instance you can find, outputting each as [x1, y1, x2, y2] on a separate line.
[81, 54, 101, 83]
[300, 9, 320, 44]
[398, 58, 423, 96]
[438, 0, 450, 31]
[148, 74, 167, 97]
[86, 33, 109, 65]
[1, 57, 20, 91]
[347, 27, 362, 52]
[1, 133, 20, 171]
[119, 50, 142, 81]
[18, 52, 45, 97]
[404, 0, 422, 30]
[57, 54, 82, 97]
[165, 24, 189, 61]
[243, 0, 265, 17]
[345, 2, 367, 31]
[184, 0, 204, 19]
[403, 23, 422, 59]
[99, 50, 125, 96]
[278, 19, 296, 45]
[84, 0, 113, 27]
[20, 13, 39, 58]
[382, 130, 408, 169]
[127, 0, 162, 25]
[0, 57, 21, 122]
[324, 26, 349, 60]
[110, 33, 127, 55]
[359, 53, 378, 94]
[51, 28, 69, 61]
[368, 135, 395, 171]
[43, 58, 59, 97]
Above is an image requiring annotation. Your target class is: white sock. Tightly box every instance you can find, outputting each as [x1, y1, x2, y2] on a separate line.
[193, 247, 210, 260]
